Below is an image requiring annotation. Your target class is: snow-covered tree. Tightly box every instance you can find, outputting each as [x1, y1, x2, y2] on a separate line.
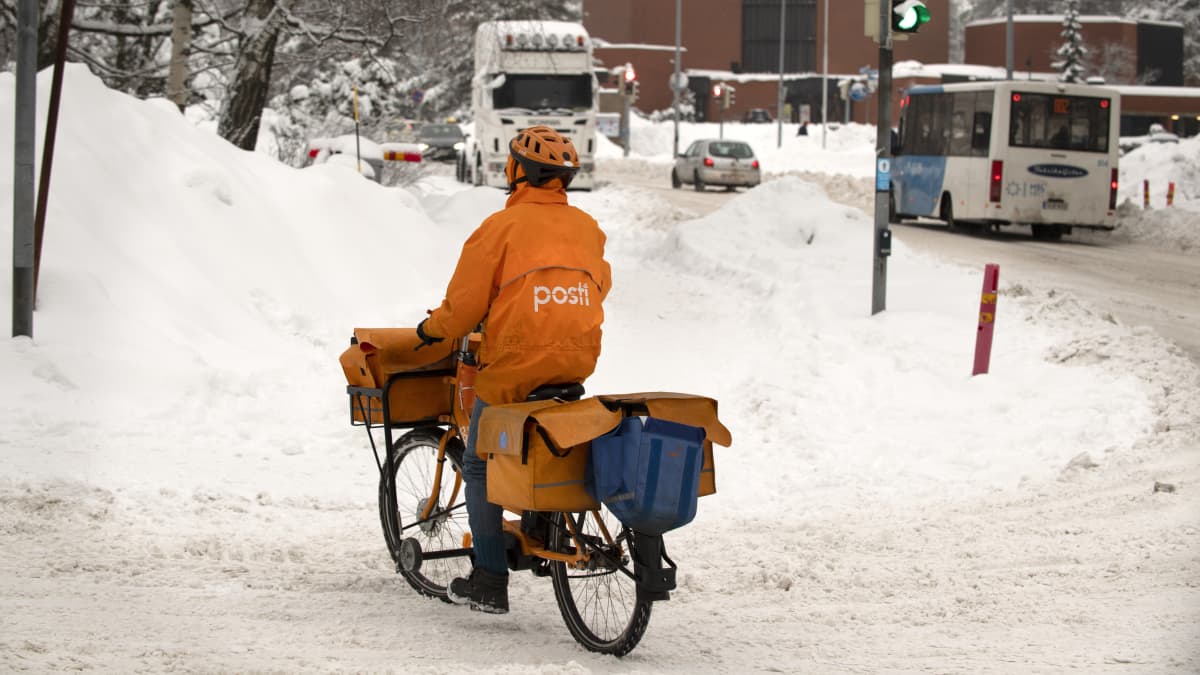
[268, 55, 409, 164]
[1052, 0, 1088, 82]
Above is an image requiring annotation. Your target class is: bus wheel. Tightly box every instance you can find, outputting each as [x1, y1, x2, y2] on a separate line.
[940, 195, 957, 232]
[1032, 225, 1064, 241]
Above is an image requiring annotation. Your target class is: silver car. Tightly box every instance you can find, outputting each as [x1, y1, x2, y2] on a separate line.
[672, 139, 761, 191]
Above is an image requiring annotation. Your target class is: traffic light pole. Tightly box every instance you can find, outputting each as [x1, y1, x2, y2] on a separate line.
[871, 0, 893, 316]
[622, 93, 631, 158]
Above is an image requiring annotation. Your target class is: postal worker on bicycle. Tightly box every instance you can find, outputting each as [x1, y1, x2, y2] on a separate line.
[415, 126, 612, 614]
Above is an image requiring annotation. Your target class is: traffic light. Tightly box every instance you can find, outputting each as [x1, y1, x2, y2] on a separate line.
[712, 84, 723, 100]
[722, 85, 735, 109]
[630, 80, 640, 104]
[623, 67, 637, 98]
[891, 0, 930, 33]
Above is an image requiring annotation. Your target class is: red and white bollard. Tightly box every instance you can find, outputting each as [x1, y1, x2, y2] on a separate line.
[973, 264, 1000, 376]
[1167, 182, 1176, 207]
[1143, 179, 1151, 208]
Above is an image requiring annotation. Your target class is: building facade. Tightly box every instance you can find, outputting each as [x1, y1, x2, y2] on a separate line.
[965, 16, 1184, 88]
[583, 3, 1198, 137]
[583, 0, 950, 124]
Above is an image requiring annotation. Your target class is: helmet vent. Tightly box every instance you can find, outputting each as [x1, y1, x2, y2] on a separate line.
[534, 141, 542, 154]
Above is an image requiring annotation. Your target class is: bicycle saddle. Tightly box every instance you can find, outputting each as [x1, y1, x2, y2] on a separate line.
[525, 382, 585, 402]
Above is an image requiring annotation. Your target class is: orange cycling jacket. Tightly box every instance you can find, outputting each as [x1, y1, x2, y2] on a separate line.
[423, 183, 612, 404]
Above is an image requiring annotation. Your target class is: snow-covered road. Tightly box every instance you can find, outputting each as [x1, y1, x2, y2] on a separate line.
[2, 70, 1198, 672]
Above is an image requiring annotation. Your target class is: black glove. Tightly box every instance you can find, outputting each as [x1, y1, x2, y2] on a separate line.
[415, 318, 444, 351]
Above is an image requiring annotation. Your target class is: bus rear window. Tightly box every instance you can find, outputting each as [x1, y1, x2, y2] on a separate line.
[1009, 93, 1110, 153]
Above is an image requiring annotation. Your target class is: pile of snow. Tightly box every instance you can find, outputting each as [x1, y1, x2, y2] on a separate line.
[2, 67, 1198, 671]
[610, 115, 879, 178]
[1112, 133, 1200, 250]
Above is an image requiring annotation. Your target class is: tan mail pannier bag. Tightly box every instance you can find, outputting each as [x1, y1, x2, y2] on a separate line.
[339, 328, 455, 427]
[476, 393, 732, 512]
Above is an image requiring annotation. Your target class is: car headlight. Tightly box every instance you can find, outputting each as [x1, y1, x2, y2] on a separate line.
[418, 143, 429, 151]
[453, 142, 465, 150]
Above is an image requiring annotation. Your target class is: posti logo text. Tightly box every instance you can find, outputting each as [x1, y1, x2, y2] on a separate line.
[533, 283, 590, 312]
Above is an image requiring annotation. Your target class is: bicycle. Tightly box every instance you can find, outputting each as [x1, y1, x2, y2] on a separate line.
[342, 329, 717, 656]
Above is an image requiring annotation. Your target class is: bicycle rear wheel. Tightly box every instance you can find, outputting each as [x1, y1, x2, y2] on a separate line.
[548, 509, 652, 656]
[380, 428, 470, 600]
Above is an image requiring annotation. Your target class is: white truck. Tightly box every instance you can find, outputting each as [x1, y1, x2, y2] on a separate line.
[461, 20, 598, 190]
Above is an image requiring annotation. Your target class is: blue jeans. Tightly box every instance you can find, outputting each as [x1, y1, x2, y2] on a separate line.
[463, 397, 508, 576]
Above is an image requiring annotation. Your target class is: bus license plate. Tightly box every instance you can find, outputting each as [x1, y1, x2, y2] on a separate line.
[1043, 198, 1068, 210]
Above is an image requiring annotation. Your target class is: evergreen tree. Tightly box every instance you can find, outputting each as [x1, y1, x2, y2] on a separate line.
[1052, 0, 1088, 82]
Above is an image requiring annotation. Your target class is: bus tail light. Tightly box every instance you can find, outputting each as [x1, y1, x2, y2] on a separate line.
[989, 160, 1004, 202]
[1109, 168, 1119, 210]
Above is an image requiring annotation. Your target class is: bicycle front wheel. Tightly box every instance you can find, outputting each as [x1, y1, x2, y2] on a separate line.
[380, 428, 470, 600]
[548, 509, 653, 656]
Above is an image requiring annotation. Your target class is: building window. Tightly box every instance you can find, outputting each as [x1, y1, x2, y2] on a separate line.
[741, 0, 816, 74]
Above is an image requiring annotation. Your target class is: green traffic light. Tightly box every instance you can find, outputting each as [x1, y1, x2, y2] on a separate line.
[894, 1, 931, 32]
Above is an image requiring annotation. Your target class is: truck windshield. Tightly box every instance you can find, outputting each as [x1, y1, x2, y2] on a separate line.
[492, 74, 593, 112]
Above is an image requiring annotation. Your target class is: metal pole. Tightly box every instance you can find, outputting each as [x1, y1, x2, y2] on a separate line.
[622, 94, 631, 157]
[821, 0, 828, 149]
[13, 0, 36, 337]
[673, 0, 681, 158]
[1005, 0, 1014, 80]
[719, 88, 724, 140]
[33, 0, 76, 299]
[777, 0, 785, 148]
[353, 85, 362, 174]
[872, 0, 893, 316]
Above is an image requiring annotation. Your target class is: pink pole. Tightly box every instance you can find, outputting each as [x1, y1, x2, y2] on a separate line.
[973, 264, 1000, 376]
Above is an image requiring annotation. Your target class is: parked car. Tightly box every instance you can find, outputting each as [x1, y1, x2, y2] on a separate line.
[305, 135, 384, 182]
[743, 108, 772, 123]
[671, 139, 761, 191]
[415, 123, 467, 161]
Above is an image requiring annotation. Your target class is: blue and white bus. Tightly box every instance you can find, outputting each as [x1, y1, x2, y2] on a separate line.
[891, 80, 1120, 240]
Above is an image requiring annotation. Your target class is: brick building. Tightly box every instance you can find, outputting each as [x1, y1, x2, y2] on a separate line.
[964, 15, 1184, 87]
[582, 3, 1200, 137]
[583, 0, 950, 125]
[964, 15, 1198, 135]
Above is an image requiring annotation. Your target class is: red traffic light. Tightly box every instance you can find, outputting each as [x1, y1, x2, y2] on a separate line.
[624, 68, 637, 82]
[712, 85, 722, 97]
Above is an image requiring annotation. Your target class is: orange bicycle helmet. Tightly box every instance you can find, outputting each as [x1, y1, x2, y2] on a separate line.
[506, 125, 581, 190]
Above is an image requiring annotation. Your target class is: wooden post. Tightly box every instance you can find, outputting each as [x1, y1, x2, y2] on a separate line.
[973, 264, 1000, 376]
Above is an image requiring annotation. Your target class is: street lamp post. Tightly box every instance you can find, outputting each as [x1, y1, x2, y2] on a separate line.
[673, 0, 682, 158]
[777, 0, 786, 148]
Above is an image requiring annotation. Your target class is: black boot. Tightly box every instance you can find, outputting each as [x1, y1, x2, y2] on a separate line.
[447, 568, 509, 614]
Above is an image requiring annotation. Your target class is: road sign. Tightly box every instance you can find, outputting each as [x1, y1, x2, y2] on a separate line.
[670, 72, 689, 92]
